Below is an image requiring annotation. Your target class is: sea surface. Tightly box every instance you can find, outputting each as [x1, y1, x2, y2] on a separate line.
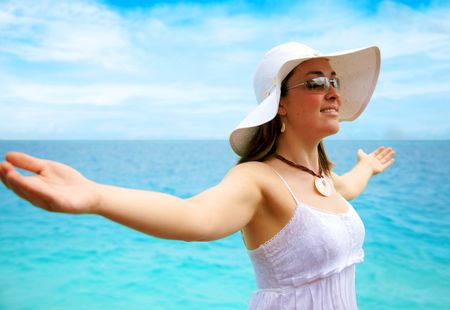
[0, 140, 449, 310]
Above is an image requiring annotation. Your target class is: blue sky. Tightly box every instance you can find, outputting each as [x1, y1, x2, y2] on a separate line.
[0, 0, 449, 140]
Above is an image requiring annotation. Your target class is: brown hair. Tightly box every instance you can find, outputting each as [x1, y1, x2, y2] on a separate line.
[237, 66, 333, 175]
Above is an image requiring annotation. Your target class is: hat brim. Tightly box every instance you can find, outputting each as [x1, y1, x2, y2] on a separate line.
[230, 46, 380, 157]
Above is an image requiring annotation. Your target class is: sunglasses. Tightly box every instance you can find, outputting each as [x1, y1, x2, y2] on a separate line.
[286, 77, 340, 92]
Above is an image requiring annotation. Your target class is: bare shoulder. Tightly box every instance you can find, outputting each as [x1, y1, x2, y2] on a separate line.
[223, 161, 284, 206]
[224, 161, 275, 184]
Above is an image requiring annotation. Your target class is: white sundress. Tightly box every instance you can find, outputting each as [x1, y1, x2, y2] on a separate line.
[246, 171, 366, 309]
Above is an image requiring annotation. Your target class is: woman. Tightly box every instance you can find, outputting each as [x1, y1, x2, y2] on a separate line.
[0, 42, 394, 309]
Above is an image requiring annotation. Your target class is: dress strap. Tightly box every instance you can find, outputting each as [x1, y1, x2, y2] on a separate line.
[270, 168, 300, 205]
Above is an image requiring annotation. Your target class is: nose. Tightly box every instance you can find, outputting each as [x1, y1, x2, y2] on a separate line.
[325, 83, 340, 101]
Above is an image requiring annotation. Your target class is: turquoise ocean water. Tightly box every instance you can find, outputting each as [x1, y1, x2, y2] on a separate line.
[0, 140, 449, 309]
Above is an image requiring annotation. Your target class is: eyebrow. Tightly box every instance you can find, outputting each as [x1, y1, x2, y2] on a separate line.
[305, 71, 337, 76]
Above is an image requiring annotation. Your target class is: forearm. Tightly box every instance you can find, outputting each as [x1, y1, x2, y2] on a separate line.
[336, 146, 395, 200]
[94, 184, 205, 242]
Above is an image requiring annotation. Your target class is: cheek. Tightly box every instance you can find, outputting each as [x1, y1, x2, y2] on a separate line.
[285, 93, 323, 121]
[292, 98, 321, 117]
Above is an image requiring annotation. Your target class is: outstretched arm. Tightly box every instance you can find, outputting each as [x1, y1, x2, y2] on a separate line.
[331, 146, 395, 200]
[0, 152, 262, 242]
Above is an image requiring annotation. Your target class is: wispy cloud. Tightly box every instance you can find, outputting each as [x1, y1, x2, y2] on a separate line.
[0, 1, 140, 72]
[0, 0, 449, 139]
[4, 81, 250, 107]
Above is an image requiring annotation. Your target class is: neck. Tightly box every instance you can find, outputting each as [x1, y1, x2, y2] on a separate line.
[276, 133, 321, 172]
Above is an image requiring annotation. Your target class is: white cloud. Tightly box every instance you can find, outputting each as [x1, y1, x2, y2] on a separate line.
[4, 81, 251, 107]
[0, 0, 137, 71]
[0, 0, 449, 139]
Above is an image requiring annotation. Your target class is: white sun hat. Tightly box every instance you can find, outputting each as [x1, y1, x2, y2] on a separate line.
[229, 42, 380, 157]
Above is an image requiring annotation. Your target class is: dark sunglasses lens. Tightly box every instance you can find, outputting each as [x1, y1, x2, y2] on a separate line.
[306, 77, 328, 91]
[305, 77, 340, 91]
[330, 78, 340, 90]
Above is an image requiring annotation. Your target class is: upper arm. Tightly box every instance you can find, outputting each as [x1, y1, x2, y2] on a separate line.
[331, 171, 355, 201]
[186, 163, 264, 241]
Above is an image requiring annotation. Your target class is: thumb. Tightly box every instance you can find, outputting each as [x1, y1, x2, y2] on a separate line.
[357, 148, 366, 160]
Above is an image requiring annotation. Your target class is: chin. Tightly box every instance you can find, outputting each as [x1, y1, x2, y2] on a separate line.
[331, 123, 340, 134]
[321, 123, 340, 138]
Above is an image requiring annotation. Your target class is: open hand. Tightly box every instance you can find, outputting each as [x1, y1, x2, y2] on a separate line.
[0, 152, 100, 214]
[357, 146, 395, 175]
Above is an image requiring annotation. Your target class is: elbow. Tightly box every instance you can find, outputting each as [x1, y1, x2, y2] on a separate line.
[344, 192, 358, 201]
[340, 186, 360, 201]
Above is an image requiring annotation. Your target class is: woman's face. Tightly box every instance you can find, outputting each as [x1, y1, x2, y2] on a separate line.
[278, 58, 341, 140]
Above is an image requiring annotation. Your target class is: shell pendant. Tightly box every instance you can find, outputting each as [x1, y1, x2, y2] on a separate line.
[314, 176, 333, 197]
